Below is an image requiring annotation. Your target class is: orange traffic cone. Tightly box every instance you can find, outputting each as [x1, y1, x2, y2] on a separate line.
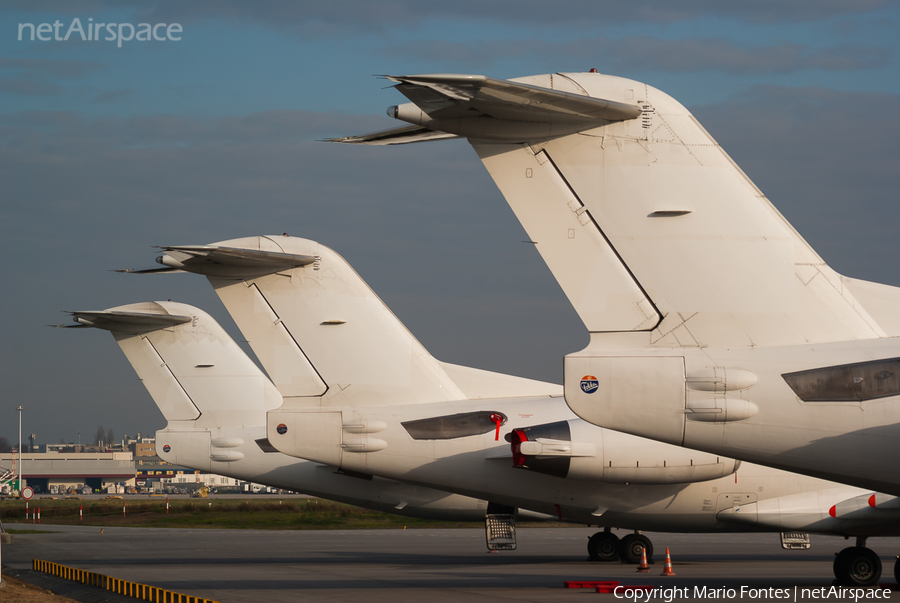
[660, 547, 675, 576]
[636, 547, 650, 573]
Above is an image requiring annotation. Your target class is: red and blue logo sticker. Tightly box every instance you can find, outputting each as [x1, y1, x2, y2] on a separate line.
[580, 375, 599, 394]
[276, 424, 288, 435]
[162, 444, 171, 453]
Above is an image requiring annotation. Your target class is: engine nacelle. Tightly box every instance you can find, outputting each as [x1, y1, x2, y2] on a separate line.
[511, 419, 740, 485]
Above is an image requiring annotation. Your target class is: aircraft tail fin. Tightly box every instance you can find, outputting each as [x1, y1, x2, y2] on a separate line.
[69, 301, 284, 470]
[142, 236, 467, 407]
[68, 301, 282, 427]
[135, 236, 562, 408]
[335, 72, 886, 348]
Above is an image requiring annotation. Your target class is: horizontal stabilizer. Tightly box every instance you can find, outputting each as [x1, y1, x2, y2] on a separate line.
[331, 73, 643, 144]
[387, 74, 642, 123]
[67, 303, 192, 332]
[113, 267, 187, 275]
[160, 245, 316, 267]
[326, 124, 458, 146]
[119, 240, 317, 278]
[159, 244, 316, 275]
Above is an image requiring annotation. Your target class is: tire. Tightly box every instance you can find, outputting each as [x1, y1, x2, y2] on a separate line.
[834, 547, 854, 582]
[587, 531, 619, 562]
[834, 547, 882, 586]
[619, 534, 653, 565]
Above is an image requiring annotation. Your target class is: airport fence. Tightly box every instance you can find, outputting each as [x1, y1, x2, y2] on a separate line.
[32, 559, 221, 603]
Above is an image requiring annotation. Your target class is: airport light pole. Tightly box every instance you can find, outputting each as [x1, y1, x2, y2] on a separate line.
[16, 405, 23, 492]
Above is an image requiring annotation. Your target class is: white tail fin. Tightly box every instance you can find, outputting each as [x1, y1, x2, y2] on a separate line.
[69, 301, 282, 427]
[141, 236, 560, 408]
[69, 301, 283, 470]
[335, 72, 886, 348]
[208, 236, 465, 407]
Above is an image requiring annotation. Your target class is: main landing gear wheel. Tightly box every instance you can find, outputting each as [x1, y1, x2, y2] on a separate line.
[587, 531, 619, 562]
[619, 533, 653, 564]
[833, 546, 881, 586]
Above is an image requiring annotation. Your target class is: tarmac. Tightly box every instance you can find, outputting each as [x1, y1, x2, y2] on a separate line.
[3, 524, 900, 602]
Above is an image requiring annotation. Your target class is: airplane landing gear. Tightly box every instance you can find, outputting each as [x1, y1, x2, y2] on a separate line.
[587, 529, 619, 562]
[587, 529, 655, 564]
[833, 540, 881, 586]
[620, 533, 653, 564]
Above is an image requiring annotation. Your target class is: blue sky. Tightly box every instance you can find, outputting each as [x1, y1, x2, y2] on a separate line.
[2, 0, 900, 444]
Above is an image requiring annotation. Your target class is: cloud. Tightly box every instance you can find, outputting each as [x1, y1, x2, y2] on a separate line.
[2, 84, 898, 442]
[0, 109, 386, 150]
[93, 88, 134, 103]
[0, 57, 105, 97]
[0, 78, 63, 95]
[0, 57, 104, 78]
[2, 0, 895, 33]
[0, 106, 586, 440]
[380, 37, 892, 75]
[608, 38, 890, 74]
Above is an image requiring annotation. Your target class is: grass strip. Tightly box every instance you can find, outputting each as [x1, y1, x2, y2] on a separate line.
[0, 498, 486, 530]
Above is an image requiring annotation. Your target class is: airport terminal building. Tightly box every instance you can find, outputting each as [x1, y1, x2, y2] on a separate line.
[2, 438, 271, 494]
[1, 447, 247, 494]
[0, 451, 136, 493]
